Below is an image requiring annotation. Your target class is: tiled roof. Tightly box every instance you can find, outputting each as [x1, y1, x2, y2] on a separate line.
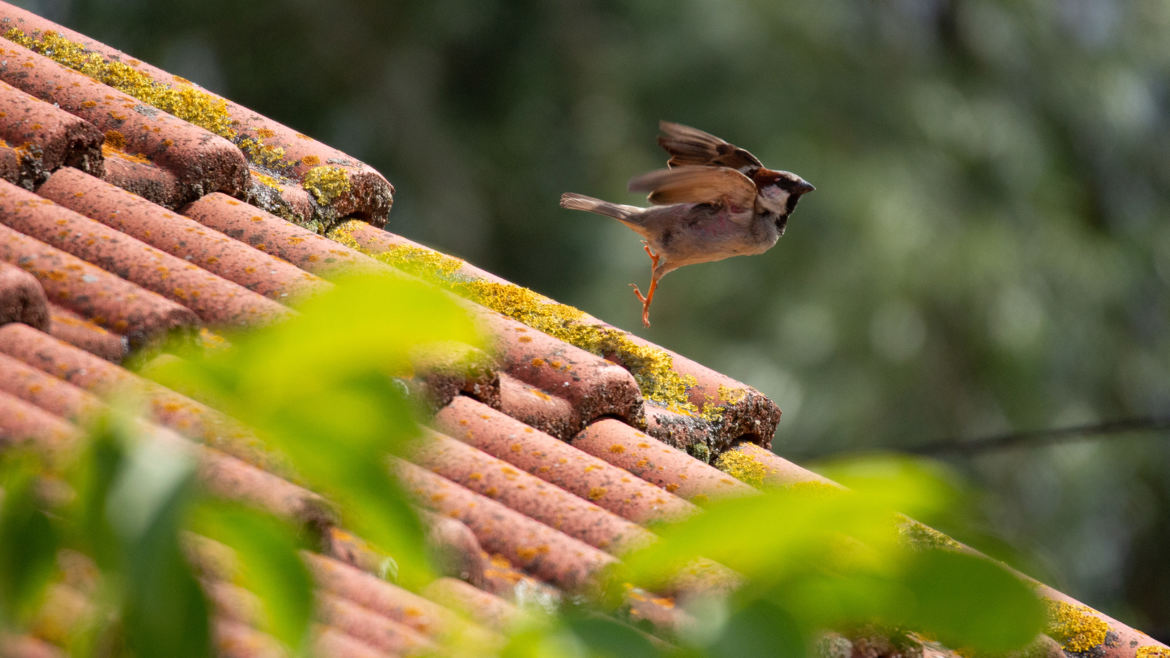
[0, 4, 1165, 656]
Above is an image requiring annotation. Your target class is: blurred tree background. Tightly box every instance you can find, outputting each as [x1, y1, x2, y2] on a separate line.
[19, 0, 1169, 640]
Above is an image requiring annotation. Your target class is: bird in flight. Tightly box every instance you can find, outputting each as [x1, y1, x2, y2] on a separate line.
[561, 121, 814, 327]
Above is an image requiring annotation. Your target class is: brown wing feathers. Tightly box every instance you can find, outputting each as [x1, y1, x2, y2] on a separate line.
[628, 166, 758, 211]
[657, 121, 763, 173]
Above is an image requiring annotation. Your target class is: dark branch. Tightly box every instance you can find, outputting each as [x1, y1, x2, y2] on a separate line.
[906, 416, 1170, 456]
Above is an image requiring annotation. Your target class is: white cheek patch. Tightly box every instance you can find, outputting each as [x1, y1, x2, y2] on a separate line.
[758, 187, 790, 214]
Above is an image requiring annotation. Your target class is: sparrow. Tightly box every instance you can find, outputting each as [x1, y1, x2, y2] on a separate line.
[560, 121, 814, 327]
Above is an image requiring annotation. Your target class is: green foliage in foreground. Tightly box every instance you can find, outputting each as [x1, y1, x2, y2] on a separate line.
[0, 274, 1044, 656]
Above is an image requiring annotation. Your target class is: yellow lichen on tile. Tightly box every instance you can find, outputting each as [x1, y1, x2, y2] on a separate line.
[4, 29, 235, 139]
[897, 518, 963, 551]
[239, 137, 288, 170]
[714, 448, 772, 487]
[1136, 646, 1170, 658]
[302, 165, 352, 206]
[324, 223, 707, 416]
[249, 169, 284, 191]
[3, 27, 325, 194]
[1045, 600, 1109, 653]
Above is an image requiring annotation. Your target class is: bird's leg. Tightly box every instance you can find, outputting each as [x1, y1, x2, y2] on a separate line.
[630, 241, 661, 327]
[629, 275, 660, 328]
[640, 240, 661, 270]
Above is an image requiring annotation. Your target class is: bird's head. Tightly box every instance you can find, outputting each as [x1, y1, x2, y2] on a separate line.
[754, 169, 815, 220]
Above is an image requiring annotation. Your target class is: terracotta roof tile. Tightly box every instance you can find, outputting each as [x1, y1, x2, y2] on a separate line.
[99, 143, 184, 208]
[419, 577, 520, 633]
[315, 590, 438, 656]
[0, 261, 48, 329]
[495, 371, 578, 438]
[0, 39, 246, 202]
[572, 419, 757, 503]
[183, 192, 384, 277]
[0, 139, 23, 182]
[0, 4, 1163, 656]
[0, 325, 271, 467]
[434, 396, 698, 525]
[0, 388, 77, 446]
[393, 458, 618, 592]
[45, 302, 127, 361]
[210, 618, 285, 658]
[412, 428, 659, 556]
[0, 635, 62, 658]
[0, 79, 102, 183]
[0, 220, 199, 346]
[0, 2, 392, 226]
[40, 168, 328, 302]
[0, 178, 290, 327]
[304, 553, 502, 644]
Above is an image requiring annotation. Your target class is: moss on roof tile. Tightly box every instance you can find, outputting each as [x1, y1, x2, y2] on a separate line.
[328, 221, 713, 418]
[1044, 600, 1109, 654]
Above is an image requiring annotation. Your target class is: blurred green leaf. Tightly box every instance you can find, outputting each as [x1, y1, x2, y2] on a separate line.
[147, 274, 486, 588]
[107, 435, 211, 658]
[191, 501, 314, 652]
[0, 454, 60, 627]
[623, 456, 1043, 654]
[901, 549, 1045, 653]
[704, 598, 804, 658]
[562, 612, 664, 658]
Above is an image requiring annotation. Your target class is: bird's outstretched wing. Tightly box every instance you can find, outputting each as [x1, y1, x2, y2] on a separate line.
[628, 166, 758, 216]
[657, 121, 763, 174]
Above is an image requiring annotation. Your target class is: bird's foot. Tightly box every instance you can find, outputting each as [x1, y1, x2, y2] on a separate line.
[629, 282, 655, 328]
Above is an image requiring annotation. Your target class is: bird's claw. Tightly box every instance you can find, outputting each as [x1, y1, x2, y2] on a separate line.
[629, 283, 654, 327]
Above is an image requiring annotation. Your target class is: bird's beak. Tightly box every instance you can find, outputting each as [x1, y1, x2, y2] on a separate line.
[795, 180, 815, 195]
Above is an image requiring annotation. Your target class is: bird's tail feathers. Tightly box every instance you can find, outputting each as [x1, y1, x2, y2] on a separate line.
[560, 193, 636, 221]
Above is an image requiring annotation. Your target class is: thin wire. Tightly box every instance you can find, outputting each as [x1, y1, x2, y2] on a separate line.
[905, 416, 1170, 456]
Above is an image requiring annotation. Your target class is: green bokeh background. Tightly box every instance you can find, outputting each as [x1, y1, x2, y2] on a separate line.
[23, 0, 1169, 640]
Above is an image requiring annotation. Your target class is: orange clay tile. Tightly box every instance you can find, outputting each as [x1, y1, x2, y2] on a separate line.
[0, 261, 49, 329]
[0, 39, 246, 203]
[303, 553, 503, 644]
[245, 165, 315, 225]
[641, 345, 781, 449]
[420, 577, 521, 633]
[643, 403, 726, 452]
[315, 591, 439, 656]
[392, 458, 619, 593]
[0, 350, 333, 528]
[416, 509, 489, 586]
[572, 419, 757, 504]
[0, 351, 102, 422]
[0, 3, 393, 223]
[0, 79, 102, 177]
[496, 371, 577, 438]
[0, 140, 23, 184]
[40, 167, 329, 302]
[183, 193, 385, 277]
[45, 302, 127, 361]
[0, 179, 291, 328]
[306, 625, 387, 658]
[475, 309, 645, 436]
[411, 428, 658, 556]
[717, 441, 837, 487]
[209, 618, 287, 658]
[0, 221, 198, 347]
[99, 143, 185, 208]
[0, 324, 274, 469]
[0, 635, 62, 658]
[0, 387, 78, 449]
[434, 396, 698, 525]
